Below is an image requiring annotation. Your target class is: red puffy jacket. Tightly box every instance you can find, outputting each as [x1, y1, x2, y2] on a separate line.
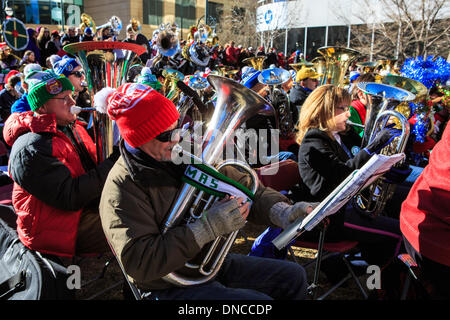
[4, 111, 114, 257]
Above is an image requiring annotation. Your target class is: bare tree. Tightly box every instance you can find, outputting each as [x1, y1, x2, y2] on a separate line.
[215, 0, 259, 49]
[216, 0, 296, 51]
[335, 0, 450, 61]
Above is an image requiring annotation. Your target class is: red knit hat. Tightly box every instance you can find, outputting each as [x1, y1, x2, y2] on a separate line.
[101, 83, 179, 148]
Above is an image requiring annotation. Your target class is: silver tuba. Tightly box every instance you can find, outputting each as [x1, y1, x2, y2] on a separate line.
[161, 75, 277, 286]
[352, 82, 416, 217]
[64, 41, 147, 163]
[258, 67, 295, 139]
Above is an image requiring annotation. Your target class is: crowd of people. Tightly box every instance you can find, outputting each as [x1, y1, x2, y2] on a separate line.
[0, 20, 449, 301]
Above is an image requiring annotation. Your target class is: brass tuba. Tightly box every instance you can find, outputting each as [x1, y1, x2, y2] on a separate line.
[317, 46, 360, 86]
[161, 75, 277, 286]
[353, 82, 416, 217]
[242, 56, 266, 71]
[79, 13, 96, 34]
[162, 68, 184, 103]
[63, 41, 147, 163]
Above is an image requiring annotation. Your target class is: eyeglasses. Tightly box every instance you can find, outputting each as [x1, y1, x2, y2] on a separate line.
[155, 121, 180, 142]
[69, 71, 85, 78]
[336, 105, 349, 112]
[50, 94, 76, 105]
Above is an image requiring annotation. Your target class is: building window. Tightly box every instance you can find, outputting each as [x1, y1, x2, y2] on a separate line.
[207, 1, 223, 25]
[10, 0, 83, 26]
[287, 28, 305, 55]
[328, 26, 349, 47]
[175, 0, 196, 31]
[143, 0, 163, 26]
[306, 27, 326, 59]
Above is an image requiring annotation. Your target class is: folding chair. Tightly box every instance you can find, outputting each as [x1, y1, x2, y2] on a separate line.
[107, 241, 144, 300]
[255, 160, 368, 300]
[290, 229, 368, 300]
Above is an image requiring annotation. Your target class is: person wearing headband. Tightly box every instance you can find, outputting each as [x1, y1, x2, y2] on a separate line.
[3, 70, 119, 258]
[98, 83, 315, 300]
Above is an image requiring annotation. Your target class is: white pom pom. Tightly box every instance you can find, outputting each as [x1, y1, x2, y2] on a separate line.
[49, 54, 62, 68]
[23, 63, 42, 77]
[94, 87, 116, 114]
[141, 67, 152, 75]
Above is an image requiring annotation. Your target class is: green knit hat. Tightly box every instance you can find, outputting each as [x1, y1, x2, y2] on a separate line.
[26, 70, 74, 111]
[136, 67, 162, 90]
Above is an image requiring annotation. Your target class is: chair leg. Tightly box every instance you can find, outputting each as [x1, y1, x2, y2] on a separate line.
[400, 273, 412, 300]
[310, 228, 326, 300]
[342, 255, 368, 299]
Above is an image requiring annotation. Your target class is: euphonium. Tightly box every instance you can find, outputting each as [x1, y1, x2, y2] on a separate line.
[352, 82, 416, 217]
[161, 75, 276, 286]
[63, 41, 147, 163]
[317, 46, 360, 86]
[258, 67, 294, 138]
[242, 56, 266, 71]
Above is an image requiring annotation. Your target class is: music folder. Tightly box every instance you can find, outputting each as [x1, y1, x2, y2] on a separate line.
[272, 153, 405, 250]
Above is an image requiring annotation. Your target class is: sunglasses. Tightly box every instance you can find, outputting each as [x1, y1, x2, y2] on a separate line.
[155, 121, 180, 142]
[69, 70, 85, 78]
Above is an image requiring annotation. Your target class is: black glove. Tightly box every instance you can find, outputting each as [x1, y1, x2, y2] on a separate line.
[383, 165, 412, 184]
[364, 127, 401, 155]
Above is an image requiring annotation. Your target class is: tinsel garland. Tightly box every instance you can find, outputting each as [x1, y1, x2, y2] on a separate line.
[401, 56, 450, 143]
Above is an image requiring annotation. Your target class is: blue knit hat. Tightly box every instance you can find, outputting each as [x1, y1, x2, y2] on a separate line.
[240, 67, 261, 89]
[51, 55, 81, 77]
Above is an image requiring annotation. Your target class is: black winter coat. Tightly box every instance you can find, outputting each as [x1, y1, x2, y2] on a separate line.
[297, 128, 370, 202]
[289, 84, 311, 116]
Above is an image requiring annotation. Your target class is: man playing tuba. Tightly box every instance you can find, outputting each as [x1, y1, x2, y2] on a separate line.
[98, 83, 316, 300]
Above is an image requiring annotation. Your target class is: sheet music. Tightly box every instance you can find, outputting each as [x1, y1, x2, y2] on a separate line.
[272, 153, 405, 249]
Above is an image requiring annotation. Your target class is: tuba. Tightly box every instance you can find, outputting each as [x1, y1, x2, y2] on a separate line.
[242, 56, 266, 71]
[380, 74, 429, 124]
[96, 16, 122, 38]
[79, 13, 96, 35]
[157, 22, 180, 57]
[357, 61, 378, 74]
[317, 46, 360, 86]
[162, 68, 184, 102]
[377, 59, 399, 75]
[352, 82, 416, 217]
[258, 67, 295, 138]
[161, 75, 277, 286]
[63, 41, 147, 163]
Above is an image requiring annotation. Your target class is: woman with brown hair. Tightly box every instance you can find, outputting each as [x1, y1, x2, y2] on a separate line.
[36, 27, 51, 66]
[18, 50, 36, 72]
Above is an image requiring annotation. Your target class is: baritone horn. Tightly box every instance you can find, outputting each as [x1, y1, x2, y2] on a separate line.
[161, 75, 277, 286]
[353, 82, 416, 217]
[63, 41, 147, 163]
